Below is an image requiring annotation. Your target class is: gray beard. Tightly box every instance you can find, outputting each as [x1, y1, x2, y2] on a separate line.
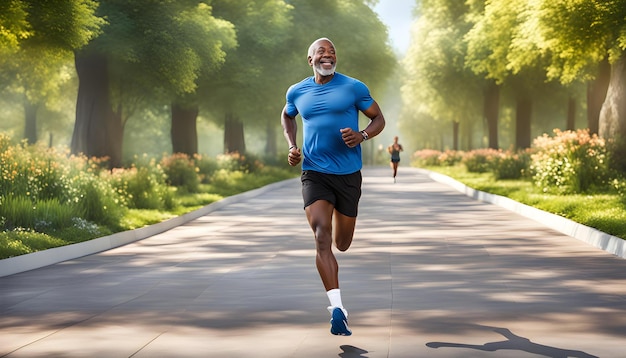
[314, 63, 336, 77]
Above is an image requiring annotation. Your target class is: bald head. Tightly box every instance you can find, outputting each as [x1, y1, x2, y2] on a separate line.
[308, 37, 335, 58]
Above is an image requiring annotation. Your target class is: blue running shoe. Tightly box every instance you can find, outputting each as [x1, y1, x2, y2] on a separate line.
[330, 307, 352, 336]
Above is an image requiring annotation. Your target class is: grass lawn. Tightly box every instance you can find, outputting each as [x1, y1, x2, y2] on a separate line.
[423, 165, 626, 240]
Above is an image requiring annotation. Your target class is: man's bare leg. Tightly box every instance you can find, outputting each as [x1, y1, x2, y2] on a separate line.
[333, 209, 356, 252]
[306, 200, 355, 335]
[305, 200, 338, 290]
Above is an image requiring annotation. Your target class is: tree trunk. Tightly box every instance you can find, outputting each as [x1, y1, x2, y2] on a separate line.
[588, 57, 611, 135]
[224, 112, 246, 153]
[71, 52, 123, 168]
[463, 120, 474, 150]
[265, 122, 277, 158]
[171, 103, 199, 156]
[23, 100, 38, 144]
[484, 80, 499, 149]
[452, 121, 459, 151]
[599, 53, 626, 140]
[515, 96, 532, 149]
[566, 96, 576, 131]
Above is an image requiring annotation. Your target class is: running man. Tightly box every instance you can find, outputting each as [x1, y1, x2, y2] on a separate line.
[280, 37, 386, 336]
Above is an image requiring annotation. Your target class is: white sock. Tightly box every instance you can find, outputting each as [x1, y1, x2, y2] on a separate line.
[327, 288, 347, 316]
[327, 288, 343, 308]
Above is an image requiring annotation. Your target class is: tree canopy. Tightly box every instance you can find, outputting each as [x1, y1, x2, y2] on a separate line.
[8, 0, 626, 165]
[402, 0, 626, 151]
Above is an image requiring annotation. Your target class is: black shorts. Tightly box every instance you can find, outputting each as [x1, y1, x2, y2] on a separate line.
[301, 170, 362, 217]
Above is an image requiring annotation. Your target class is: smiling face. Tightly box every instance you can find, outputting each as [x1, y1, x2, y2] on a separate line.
[308, 38, 336, 79]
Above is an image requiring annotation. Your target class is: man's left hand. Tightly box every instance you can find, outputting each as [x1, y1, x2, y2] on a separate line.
[340, 128, 363, 148]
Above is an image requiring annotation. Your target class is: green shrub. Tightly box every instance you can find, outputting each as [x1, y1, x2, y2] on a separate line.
[194, 154, 219, 184]
[439, 150, 463, 166]
[412, 149, 443, 167]
[463, 148, 501, 173]
[209, 169, 246, 193]
[0, 131, 299, 258]
[0, 196, 36, 229]
[0, 228, 68, 258]
[0, 196, 75, 231]
[161, 153, 200, 193]
[531, 129, 610, 193]
[111, 163, 174, 210]
[74, 174, 126, 228]
[215, 152, 263, 173]
[492, 150, 531, 180]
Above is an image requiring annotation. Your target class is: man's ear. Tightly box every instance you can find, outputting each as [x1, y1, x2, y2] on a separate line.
[307, 56, 313, 67]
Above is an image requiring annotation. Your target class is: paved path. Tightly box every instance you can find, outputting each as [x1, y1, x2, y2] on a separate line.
[1, 167, 625, 358]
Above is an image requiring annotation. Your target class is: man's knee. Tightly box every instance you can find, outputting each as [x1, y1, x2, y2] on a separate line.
[336, 242, 350, 252]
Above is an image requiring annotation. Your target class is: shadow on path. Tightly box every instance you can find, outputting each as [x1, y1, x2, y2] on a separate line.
[338, 345, 369, 358]
[426, 325, 598, 358]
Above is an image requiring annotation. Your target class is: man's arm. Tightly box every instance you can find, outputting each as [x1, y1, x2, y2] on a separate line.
[361, 101, 385, 139]
[281, 105, 301, 166]
[281, 105, 298, 148]
[340, 100, 386, 147]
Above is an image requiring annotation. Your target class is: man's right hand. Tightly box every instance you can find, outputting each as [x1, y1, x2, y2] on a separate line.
[288, 147, 302, 166]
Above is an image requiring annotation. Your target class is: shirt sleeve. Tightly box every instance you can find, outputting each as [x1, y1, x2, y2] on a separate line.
[353, 80, 374, 111]
[285, 84, 299, 117]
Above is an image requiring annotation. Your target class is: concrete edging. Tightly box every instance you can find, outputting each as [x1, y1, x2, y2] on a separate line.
[0, 179, 296, 278]
[421, 169, 626, 259]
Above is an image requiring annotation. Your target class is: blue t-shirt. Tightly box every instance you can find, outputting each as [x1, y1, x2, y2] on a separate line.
[285, 72, 374, 175]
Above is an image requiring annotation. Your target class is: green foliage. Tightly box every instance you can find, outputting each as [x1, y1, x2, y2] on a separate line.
[531, 129, 611, 193]
[414, 147, 531, 180]
[0, 196, 75, 231]
[492, 150, 531, 180]
[194, 154, 219, 184]
[119, 209, 176, 231]
[0, 216, 108, 259]
[94, 0, 236, 96]
[207, 165, 295, 197]
[23, 0, 103, 50]
[462, 148, 501, 173]
[161, 153, 200, 194]
[215, 152, 263, 173]
[74, 175, 125, 228]
[0, 0, 31, 56]
[403, 0, 482, 134]
[412, 149, 448, 166]
[414, 129, 618, 193]
[538, 0, 624, 84]
[0, 132, 298, 259]
[439, 150, 465, 166]
[111, 164, 174, 210]
[0, 228, 67, 258]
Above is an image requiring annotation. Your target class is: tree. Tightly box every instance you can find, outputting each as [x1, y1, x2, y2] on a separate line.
[465, 0, 575, 150]
[493, 0, 626, 142]
[402, 0, 483, 151]
[0, 0, 30, 57]
[0, 0, 102, 144]
[168, 2, 236, 156]
[202, 0, 293, 155]
[71, 0, 234, 167]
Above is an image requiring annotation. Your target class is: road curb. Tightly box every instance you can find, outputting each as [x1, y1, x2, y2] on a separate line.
[420, 168, 626, 259]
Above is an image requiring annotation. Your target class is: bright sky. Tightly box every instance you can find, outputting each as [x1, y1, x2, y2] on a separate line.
[373, 0, 415, 55]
